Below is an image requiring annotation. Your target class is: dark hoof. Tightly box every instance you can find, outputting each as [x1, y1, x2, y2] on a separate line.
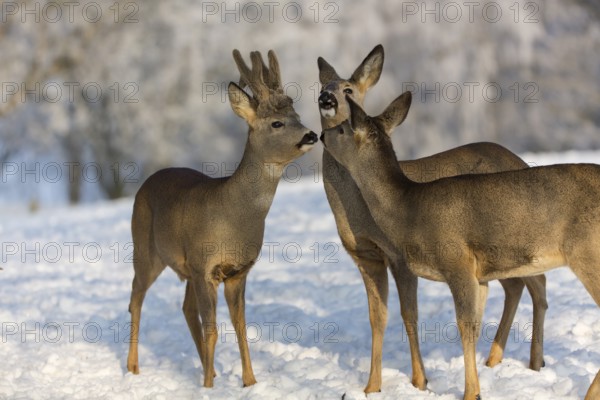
[475, 395, 482, 400]
[341, 394, 345, 400]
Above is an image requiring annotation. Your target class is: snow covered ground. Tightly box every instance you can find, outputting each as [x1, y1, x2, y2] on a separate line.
[2, 150, 600, 399]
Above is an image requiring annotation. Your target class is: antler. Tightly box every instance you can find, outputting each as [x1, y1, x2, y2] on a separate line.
[232, 49, 283, 100]
[266, 50, 283, 92]
[232, 49, 294, 117]
[232, 49, 266, 100]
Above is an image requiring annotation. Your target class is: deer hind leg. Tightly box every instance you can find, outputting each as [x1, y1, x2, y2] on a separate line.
[486, 278, 524, 368]
[522, 275, 547, 371]
[193, 275, 219, 388]
[448, 273, 488, 400]
[354, 255, 389, 394]
[224, 272, 256, 387]
[127, 250, 165, 374]
[389, 261, 427, 390]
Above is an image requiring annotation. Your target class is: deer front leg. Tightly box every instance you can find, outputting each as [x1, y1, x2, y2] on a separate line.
[449, 274, 488, 400]
[390, 261, 427, 390]
[523, 275, 547, 371]
[224, 272, 257, 387]
[486, 278, 524, 368]
[126, 257, 165, 374]
[355, 257, 389, 394]
[193, 276, 219, 388]
[182, 281, 208, 374]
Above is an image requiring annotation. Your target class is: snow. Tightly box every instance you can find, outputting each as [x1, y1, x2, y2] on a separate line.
[2, 151, 600, 399]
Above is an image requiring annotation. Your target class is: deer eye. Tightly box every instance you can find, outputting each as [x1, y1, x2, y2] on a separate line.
[338, 127, 344, 134]
[343, 88, 353, 94]
[271, 121, 284, 128]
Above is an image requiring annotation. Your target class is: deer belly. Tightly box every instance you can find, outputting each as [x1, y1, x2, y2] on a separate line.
[479, 249, 566, 281]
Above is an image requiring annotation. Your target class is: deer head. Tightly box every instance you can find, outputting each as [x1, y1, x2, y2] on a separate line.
[230, 49, 317, 166]
[317, 44, 384, 128]
[320, 92, 412, 173]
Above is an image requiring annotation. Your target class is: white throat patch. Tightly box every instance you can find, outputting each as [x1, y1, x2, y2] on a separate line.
[320, 107, 336, 118]
[298, 143, 315, 152]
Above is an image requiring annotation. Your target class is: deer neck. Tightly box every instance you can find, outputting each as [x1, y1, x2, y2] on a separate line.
[224, 139, 284, 218]
[322, 147, 348, 184]
[321, 115, 353, 185]
[350, 146, 412, 239]
[320, 114, 345, 130]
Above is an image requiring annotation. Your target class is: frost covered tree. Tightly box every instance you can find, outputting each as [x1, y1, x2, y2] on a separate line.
[0, 0, 598, 204]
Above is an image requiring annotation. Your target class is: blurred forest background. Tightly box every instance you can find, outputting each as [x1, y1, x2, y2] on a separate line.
[1, 0, 599, 205]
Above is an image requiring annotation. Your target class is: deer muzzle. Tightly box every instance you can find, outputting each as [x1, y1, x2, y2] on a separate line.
[297, 131, 318, 149]
[319, 91, 338, 118]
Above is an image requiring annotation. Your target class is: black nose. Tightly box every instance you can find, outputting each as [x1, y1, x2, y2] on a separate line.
[318, 91, 338, 109]
[299, 131, 318, 146]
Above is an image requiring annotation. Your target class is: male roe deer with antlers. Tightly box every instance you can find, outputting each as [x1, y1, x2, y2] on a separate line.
[126, 50, 318, 388]
[317, 45, 547, 393]
[321, 92, 600, 399]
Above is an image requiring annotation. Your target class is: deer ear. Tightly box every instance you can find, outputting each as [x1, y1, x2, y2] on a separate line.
[228, 82, 257, 124]
[318, 57, 341, 84]
[346, 95, 368, 132]
[350, 44, 384, 92]
[375, 91, 412, 136]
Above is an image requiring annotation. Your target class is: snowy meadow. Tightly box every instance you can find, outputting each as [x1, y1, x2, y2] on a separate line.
[1, 151, 600, 399]
[1, 1, 600, 398]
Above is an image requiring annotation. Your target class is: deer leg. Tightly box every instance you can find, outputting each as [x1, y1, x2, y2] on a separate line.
[576, 277, 600, 400]
[224, 272, 257, 387]
[448, 274, 488, 400]
[568, 254, 600, 400]
[355, 256, 389, 394]
[127, 279, 146, 375]
[486, 278, 524, 368]
[126, 253, 165, 374]
[389, 261, 427, 390]
[522, 275, 547, 371]
[193, 276, 219, 388]
[183, 281, 211, 374]
[586, 370, 600, 400]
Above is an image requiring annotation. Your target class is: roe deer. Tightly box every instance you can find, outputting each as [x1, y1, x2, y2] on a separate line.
[317, 44, 547, 393]
[321, 92, 600, 399]
[127, 49, 318, 388]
